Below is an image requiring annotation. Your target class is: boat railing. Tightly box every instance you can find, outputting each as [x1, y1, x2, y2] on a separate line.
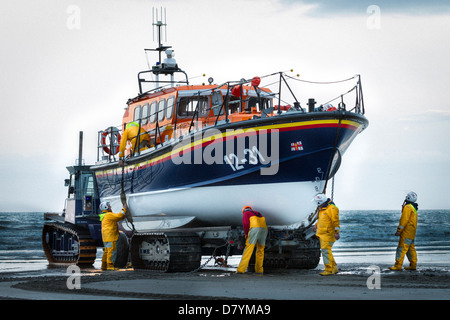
[175, 72, 365, 120]
[96, 72, 365, 164]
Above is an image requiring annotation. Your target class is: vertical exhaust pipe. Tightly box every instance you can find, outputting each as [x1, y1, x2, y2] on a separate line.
[308, 98, 316, 112]
[78, 131, 83, 166]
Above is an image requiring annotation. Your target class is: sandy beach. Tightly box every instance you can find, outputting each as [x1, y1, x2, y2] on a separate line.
[1, 250, 449, 303]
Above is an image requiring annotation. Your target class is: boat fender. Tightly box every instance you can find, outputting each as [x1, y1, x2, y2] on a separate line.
[231, 86, 242, 97]
[101, 127, 121, 155]
[323, 103, 337, 112]
[251, 76, 261, 87]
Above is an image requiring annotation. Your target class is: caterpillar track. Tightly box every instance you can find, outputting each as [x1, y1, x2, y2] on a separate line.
[130, 232, 202, 272]
[264, 238, 321, 270]
[42, 222, 97, 266]
[246, 237, 320, 271]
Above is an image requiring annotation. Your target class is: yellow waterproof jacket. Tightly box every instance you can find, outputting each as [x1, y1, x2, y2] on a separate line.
[119, 125, 150, 158]
[316, 202, 340, 242]
[243, 210, 267, 237]
[99, 209, 126, 242]
[397, 203, 418, 240]
[250, 215, 267, 229]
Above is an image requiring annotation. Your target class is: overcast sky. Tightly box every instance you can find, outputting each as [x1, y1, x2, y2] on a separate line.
[1, 0, 449, 212]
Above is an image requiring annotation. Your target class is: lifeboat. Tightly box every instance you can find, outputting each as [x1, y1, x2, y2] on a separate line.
[92, 53, 368, 233]
[44, 14, 368, 272]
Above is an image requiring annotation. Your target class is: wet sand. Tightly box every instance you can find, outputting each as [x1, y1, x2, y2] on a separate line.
[1, 251, 449, 302]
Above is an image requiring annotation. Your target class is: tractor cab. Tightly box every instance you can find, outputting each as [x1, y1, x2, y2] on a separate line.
[64, 165, 100, 225]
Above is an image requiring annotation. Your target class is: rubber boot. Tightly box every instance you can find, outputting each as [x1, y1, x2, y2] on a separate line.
[320, 263, 335, 276]
[101, 251, 108, 270]
[320, 270, 334, 276]
[404, 265, 417, 270]
[236, 241, 255, 274]
[389, 262, 402, 271]
[332, 264, 339, 274]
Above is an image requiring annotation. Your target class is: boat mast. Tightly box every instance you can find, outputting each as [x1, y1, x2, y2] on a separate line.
[138, 7, 189, 93]
[150, 7, 170, 88]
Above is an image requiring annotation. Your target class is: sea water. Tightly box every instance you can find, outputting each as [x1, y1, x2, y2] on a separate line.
[0, 210, 449, 273]
[0, 212, 49, 273]
[333, 210, 450, 267]
[336, 210, 450, 248]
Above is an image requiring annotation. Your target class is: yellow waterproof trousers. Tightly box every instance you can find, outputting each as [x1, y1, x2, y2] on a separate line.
[101, 241, 117, 270]
[237, 227, 268, 274]
[394, 237, 417, 268]
[320, 238, 337, 273]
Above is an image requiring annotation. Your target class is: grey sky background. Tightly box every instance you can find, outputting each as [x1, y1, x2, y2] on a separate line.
[1, 0, 449, 212]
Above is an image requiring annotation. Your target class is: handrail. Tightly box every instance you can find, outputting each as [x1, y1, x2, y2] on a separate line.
[188, 91, 202, 134]
[96, 72, 366, 163]
[138, 69, 189, 95]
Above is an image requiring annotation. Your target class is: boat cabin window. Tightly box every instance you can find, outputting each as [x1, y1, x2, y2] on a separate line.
[133, 105, 141, 122]
[211, 91, 223, 116]
[227, 96, 241, 114]
[158, 99, 166, 122]
[141, 103, 149, 125]
[166, 96, 175, 120]
[247, 97, 272, 111]
[149, 101, 157, 123]
[177, 96, 210, 118]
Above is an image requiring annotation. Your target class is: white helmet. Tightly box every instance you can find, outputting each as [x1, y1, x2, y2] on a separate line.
[99, 201, 111, 212]
[406, 191, 417, 203]
[312, 193, 328, 206]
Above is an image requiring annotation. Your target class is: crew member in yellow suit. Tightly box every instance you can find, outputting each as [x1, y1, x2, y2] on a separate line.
[118, 122, 150, 166]
[99, 201, 127, 271]
[236, 206, 268, 274]
[390, 191, 419, 271]
[312, 193, 340, 276]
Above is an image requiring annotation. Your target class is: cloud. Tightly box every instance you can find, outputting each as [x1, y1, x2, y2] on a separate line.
[281, 0, 450, 15]
[398, 109, 450, 123]
[0, 155, 68, 212]
[1, 0, 450, 211]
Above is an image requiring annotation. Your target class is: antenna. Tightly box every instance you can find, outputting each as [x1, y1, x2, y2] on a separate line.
[151, 7, 169, 63]
[138, 8, 189, 93]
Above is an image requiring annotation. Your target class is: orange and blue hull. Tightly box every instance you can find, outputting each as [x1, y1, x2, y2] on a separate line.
[93, 111, 368, 230]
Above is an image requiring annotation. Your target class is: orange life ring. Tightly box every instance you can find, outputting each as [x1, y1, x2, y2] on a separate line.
[101, 127, 121, 155]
